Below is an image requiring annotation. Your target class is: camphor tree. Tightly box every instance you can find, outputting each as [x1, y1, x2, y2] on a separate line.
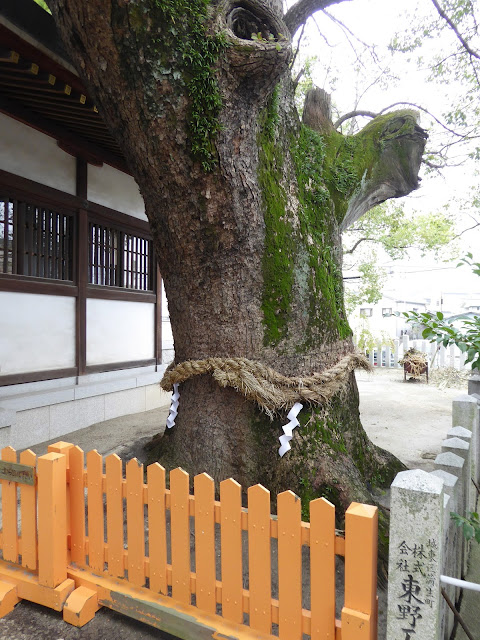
[47, 0, 427, 524]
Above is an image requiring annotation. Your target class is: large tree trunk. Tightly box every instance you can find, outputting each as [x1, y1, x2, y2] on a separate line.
[48, 0, 426, 520]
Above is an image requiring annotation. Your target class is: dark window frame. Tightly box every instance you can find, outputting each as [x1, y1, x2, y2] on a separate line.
[0, 169, 155, 297]
[360, 308, 373, 318]
[88, 218, 154, 292]
[1, 195, 76, 282]
[0, 169, 161, 385]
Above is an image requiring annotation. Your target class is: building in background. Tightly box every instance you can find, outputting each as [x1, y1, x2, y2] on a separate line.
[350, 295, 429, 341]
[0, 0, 172, 449]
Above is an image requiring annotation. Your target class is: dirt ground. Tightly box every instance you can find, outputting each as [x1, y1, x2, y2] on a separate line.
[357, 367, 466, 473]
[0, 367, 467, 639]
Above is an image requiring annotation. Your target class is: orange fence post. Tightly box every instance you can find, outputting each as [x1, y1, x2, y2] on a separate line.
[277, 490, 302, 640]
[126, 458, 146, 587]
[341, 502, 378, 640]
[248, 484, 271, 635]
[87, 450, 104, 573]
[48, 442, 73, 555]
[194, 472, 216, 614]
[69, 446, 86, 567]
[38, 452, 68, 588]
[147, 462, 167, 594]
[310, 497, 336, 640]
[106, 454, 125, 579]
[19, 449, 37, 570]
[1, 447, 19, 564]
[170, 468, 191, 605]
[220, 478, 243, 625]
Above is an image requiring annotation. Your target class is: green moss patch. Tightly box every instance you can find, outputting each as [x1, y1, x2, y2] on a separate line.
[119, 0, 227, 171]
[258, 87, 296, 345]
[291, 126, 351, 348]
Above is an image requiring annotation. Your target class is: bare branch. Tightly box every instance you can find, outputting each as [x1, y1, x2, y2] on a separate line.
[378, 101, 469, 138]
[431, 0, 480, 60]
[354, 67, 396, 108]
[333, 109, 377, 129]
[343, 237, 372, 254]
[310, 14, 335, 48]
[322, 9, 379, 64]
[293, 67, 305, 87]
[423, 159, 446, 170]
[284, 0, 350, 36]
[453, 219, 480, 239]
[290, 21, 306, 72]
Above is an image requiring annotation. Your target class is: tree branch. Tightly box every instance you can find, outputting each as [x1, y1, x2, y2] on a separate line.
[290, 21, 306, 73]
[322, 9, 379, 65]
[377, 101, 468, 138]
[431, 0, 480, 60]
[453, 218, 480, 239]
[343, 237, 372, 254]
[333, 110, 377, 129]
[283, 0, 350, 36]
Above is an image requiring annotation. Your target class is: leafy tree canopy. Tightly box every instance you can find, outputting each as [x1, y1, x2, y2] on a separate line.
[343, 202, 458, 312]
[390, 0, 480, 168]
[403, 255, 480, 370]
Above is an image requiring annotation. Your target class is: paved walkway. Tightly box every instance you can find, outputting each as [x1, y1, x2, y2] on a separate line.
[28, 404, 170, 460]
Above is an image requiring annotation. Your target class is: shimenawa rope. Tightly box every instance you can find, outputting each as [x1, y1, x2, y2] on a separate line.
[161, 351, 371, 417]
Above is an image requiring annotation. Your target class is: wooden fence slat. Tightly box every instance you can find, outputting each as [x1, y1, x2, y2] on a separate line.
[147, 463, 167, 594]
[37, 452, 67, 588]
[19, 449, 37, 570]
[48, 442, 73, 548]
[170, 467, 190, 605]
[126, 458, 145, 587]
[1, 447, 18, 563]
[342, 502, 378, 640]
[439, 344, 446, 366]
[385, 345, 392, 369]
[248, 484, 271, 634]
[194, 473, 216, 614]
[105, 454, 124, 578]
[310, 497, 336, 640]
[277, 490, 302, 640]
[86, 450, 104, 573]
[220, 478, 243, 624]
[449, 343, 456, 368]
[69, 446, 86, 566]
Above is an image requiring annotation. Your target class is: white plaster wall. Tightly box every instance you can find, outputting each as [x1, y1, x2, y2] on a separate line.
[161, 281, 173, 350]
[0, 113, 76, 194]
[88, 163, 146, 220]
[0, 292, 76, 374]
[86, 299, 154, 365]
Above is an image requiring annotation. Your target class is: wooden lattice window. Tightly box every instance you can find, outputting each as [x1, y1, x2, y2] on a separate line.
[0, 197, 74, 280]
[88, 221, 153, 291]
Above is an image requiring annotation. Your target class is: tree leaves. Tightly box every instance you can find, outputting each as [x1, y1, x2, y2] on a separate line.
[403, 258, 480, 370]
[451, 511, 480, 543]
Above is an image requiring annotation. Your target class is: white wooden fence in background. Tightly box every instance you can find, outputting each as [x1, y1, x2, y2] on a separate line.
[360, 335, 470, 370]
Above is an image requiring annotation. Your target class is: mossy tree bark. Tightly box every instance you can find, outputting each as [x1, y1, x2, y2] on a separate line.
[48, 0, 426, 516]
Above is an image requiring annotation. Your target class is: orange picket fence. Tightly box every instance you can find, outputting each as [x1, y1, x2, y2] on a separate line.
[0, 442, 378, 639]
